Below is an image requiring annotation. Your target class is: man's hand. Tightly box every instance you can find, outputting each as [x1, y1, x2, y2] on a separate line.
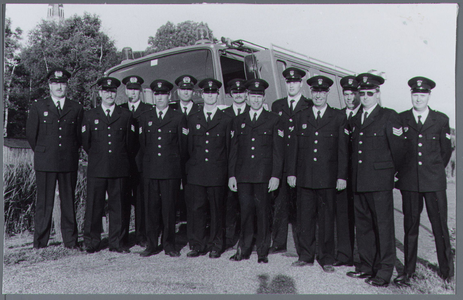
[268, 177, 280, 192]
[287, 176, 297, 188]
[336, 179, 347, 191]
[228, 177, 238, 192]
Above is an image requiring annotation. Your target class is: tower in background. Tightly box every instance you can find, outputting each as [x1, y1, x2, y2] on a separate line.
[47, 4, 64, 21]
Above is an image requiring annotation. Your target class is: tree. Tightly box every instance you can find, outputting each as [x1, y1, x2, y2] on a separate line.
[145, 21, 217, 54]
[19, 13, 119, 110]
[3, 18, 23, 137]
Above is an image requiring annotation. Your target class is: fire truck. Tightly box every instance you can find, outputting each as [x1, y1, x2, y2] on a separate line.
[101, 37, 355, 109]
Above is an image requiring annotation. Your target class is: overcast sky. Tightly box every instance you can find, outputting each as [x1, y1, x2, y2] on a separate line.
[5, 3, 458, 126]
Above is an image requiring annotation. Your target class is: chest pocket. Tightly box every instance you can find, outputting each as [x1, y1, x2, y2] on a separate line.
[64, 119, 77, 135]
[258, 129, 273, 146]
[41, 118, 54, 135]
[323, 132, 338, 149]
[363, 131, 386, 150]
[427, 133, 440, 151]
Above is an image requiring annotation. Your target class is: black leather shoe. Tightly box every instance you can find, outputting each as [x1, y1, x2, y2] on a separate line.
[323, 265, 335, 273]
[393, 274, 411, 286]
[346, 271, 372, 279]
[258, 256, 269, 263]
[65, 245, 83, 251]
[136, 240, 147, 247]
[109, 247, 130, 254]
[333, 260, 353, 267]
[187, 250, 207, 257]
[166, 250, 181, 257]
[209, 250, 221, 258]
[85, 247, 99, 254]
[140, 247, 162, 257]
[229, 252, 250, 261]
[268, 246, 287, 254]
[366, 277, 389, 287]
[291, 260, 313, 267]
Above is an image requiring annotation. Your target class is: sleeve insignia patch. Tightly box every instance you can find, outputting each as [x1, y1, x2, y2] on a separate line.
[404, 127, 409, 132]
[344, 128, 350, 135]
[278, 129, 284, 138]
[289, 126, 294, 132]
[139, 127, 143, 134]
[148, 121, 153, 127]
[131, 124, 135, 132]
[392, 127, 403, 136]
[446, 133, 451, 140]
[82, 125, 86, 133]
[241, 123, 246, 128]
[44, 111, 48, 116]
[302, 124, 307, 129]
[94, 119, 99, 124]
[182, 128, 189, 135]
[279, 111, 283, 116]
[196, 124, 201, 130]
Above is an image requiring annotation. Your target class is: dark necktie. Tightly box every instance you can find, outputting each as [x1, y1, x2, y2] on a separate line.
[417, 115, 423, 131]
[159, 111, 163, 122]
[183, 107, 188, 115]
[362, 111, 368, 125]
[106, 109, 111, 122]
[237, 108, 241, 116]
[56, 100, 62, 116]
[206, 112, 212, 123]
[252, 112, 257, 124]
[131, 105, 135, 112]
[316, 110, 321, 126]
[290, 100, 295, 115]
[348, 111, 353, 121]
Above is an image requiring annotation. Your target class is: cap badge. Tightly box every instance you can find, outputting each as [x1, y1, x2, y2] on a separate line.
[55, 71, 63, 78]
[157, 82, 162, 88]
[107, 79, 112, 86]
[255, 81, 260, 88]
[348, 78, 353, 85]
[208, 81, 213, 87]
[417, 80, 422, 87]
[130, 77, 137, 83]
[44, 111, 48, 116]
[183, 77, 191, 83]
[236, 81, 240, 87]
[94, 119, 99, 124]
[363, 76, 368, 83]
[318, 78, 323, 85]
[196, 124, 201, 130]
[290, 70, 295, 77]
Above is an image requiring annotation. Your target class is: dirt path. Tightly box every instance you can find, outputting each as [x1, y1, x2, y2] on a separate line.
[2, 183, 456, 294]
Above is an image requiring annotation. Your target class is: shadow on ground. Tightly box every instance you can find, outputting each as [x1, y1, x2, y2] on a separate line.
[257, 274, 297, 294]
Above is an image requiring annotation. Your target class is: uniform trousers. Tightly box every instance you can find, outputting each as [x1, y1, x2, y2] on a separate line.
[34, 171, 78, 248]
[237, 183, 271, 258]
[122, 171, 145, 245]
[224, 189, 240, 248]
[186, 184, 225, 252]
[296, 187, 336, 265]
[84, 177, 128, 249]
[400, 190, 452, 278]
[354, 191, 396, 282]
[335, 186, 355, 264]
[144, 178, 179, 253]
[271, 174, 298, 250]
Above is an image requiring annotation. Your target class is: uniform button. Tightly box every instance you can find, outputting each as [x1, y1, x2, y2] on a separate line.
[158, 153, 161, 156]
[58, 144, 62, 147]
[359, 160, 363, 163]
[108, 126, 110, 130]
[108, 134, 111, 137]
[59, 136, 62, 139]
[359, 141, 363, 145]
[158, 129, 161, 132]
[206, 132, 210, 136]
[315, 132, 319, 136]
[206, 140, 209, 144]
[359, 150, 362, 154]
[418, 134, 423, 138]
[252, 138, 255, 142]
[205, 158, 209, 162]
[314, 140, 318, 144]
[418, 161, 422, 165]
[418, 143, 422, 147]
[251, 147, 255, 150]
[251, 155, 255, 158]
[360, 132, 364, 136]
[158, 145, 161, 148]
[313, 157, 317, 161]
[418, 152, 422, 156]
[109, 150, 112, 153]
[314, 149, 317, 153]
[288, 135, 291, 139]
[108, 142, 112, 145]
[158, 137, 161, 140]
[289, 119, 293, 122]
[59, 127, 62, 130]
[205, 149, 209, 153]
[58, 120, 60, 123]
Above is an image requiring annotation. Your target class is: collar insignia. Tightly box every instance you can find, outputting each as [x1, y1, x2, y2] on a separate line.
[44, 111, 48, 116]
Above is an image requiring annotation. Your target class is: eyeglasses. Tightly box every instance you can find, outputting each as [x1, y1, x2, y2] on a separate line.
[359, 91, 375, 97]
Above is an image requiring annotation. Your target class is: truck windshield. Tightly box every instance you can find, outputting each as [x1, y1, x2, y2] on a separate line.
[108, 49, 214, 105]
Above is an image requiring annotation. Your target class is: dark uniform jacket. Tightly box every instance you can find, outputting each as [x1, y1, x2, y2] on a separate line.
[139, 108, 188, 179]
[186, 109, 233, 186]
[287, 106, 349, 189]
[174, 102, 202, 121]
[271, 96, 313, 172]
[26, 97, 84, 172]
[396, 108, 452, 192]
[228, 110, 284, 183]
[351, 105, 406, 192]
[119, 102, 153, 172]
[222, 104, 250, 118]
[82, 105, 135, 178]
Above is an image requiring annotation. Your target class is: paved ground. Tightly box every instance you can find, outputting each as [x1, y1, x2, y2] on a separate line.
[2, 183, 456, 294]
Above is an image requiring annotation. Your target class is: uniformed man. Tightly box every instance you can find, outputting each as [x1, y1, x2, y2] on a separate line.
[185, 78, 232, 259]
[82, 77, 135, 254]
[26, 67, 83, 250]
[175, 74, 201, 119]
[119, 75, 151, 248]
[138, 79, 188, 257]
[269, 67, 313, 254]
[228, 79, 284, 263]
[222, 78, 250, 249]
[345, 73, 405, 287]
[394, 77, 453, 285]
[333, 75, 360, 267]
[287, 75, 348, 272]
